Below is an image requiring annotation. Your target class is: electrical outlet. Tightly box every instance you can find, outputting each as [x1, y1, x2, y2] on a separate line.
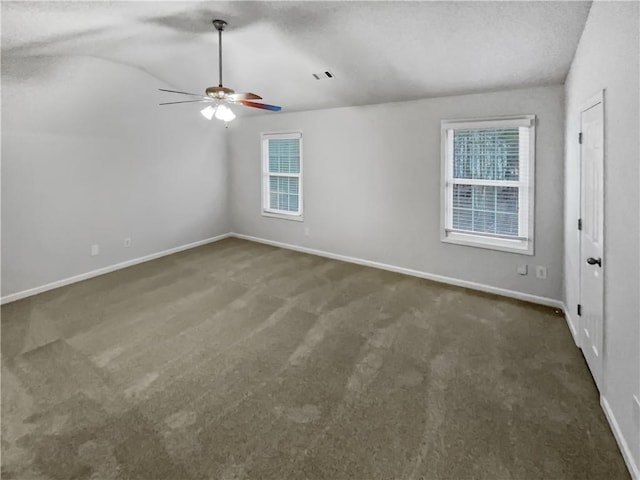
[517, 264, 528, 275]
[535, 266, 547, 279]
[91, 244, 100, 256]
[124, 237, 132, 247]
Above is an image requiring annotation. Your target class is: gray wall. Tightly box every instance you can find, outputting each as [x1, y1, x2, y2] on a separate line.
[564, 1, 639, 471]
[228, 86, 565, 301]
[1, 55, 229, 298]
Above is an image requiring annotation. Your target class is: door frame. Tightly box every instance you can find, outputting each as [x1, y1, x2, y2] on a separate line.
[578, 88, 605, 385]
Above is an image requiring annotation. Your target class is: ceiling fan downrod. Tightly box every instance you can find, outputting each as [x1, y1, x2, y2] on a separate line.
[212, 19, 227, 88]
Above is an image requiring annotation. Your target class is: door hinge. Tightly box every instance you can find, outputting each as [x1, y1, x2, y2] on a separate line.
[578, 218, 582, 231]
[578, 132, 583, 144]
[577, 304, 582, 316]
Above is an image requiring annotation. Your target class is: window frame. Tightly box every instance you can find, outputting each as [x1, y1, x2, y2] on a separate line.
[440, 115, 536, 255]
[261, 131, 304, 221]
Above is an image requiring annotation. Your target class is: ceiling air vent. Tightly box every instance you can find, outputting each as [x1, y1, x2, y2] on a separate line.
[312, 71, 335, 80]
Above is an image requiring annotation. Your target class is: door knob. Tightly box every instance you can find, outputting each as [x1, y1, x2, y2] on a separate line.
[586, 257, 602, 267]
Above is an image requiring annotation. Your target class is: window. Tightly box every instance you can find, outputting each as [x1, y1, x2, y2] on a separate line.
[441, 115, 535, 254]
[262, 132, 303, 220]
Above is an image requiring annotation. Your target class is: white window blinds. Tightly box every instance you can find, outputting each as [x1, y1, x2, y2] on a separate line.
[262, 132, 303, 218]
[442, 116, 535, 254]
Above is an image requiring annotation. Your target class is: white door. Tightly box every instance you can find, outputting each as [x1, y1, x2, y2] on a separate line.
[579, 91, 604, 391]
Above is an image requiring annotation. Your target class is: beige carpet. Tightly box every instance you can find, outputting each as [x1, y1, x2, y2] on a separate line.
[1, 237, 629, 479]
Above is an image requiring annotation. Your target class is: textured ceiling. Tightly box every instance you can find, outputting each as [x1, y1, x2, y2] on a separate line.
[2, 1, 592, 114]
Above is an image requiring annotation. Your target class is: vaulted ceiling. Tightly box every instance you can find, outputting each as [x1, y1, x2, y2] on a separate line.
[2, 1, 591, 115]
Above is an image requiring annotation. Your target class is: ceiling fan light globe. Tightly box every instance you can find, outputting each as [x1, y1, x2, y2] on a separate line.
[214, 104, 236, 122]
[200, 105, 216, 120]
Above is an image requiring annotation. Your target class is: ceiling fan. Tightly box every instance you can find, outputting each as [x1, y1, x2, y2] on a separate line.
[159, 19, 281, 123]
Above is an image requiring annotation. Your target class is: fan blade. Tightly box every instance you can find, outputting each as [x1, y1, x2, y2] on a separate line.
[159, 88, 204, 97]
[159, 99, 211, 105]
[228, 92, 263, 101]
[238, 100, 282, 112]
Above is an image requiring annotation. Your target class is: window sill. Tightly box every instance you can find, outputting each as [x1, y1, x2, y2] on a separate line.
[262, 210, 304, 222]
[442, 231, 533, 255]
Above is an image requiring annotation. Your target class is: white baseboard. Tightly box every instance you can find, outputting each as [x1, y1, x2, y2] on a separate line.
[230, 233, 564, 310]
[0, 233, 231, 305]
[562, 302, 580, 346]
[2, 231, 565, 312]
[601, 396, 640, 480]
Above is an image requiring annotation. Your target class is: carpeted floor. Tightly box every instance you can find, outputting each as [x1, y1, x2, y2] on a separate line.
[1, 237, 629, 479]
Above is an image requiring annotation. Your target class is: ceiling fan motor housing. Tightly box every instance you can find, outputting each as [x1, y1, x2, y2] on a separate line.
[206, 86, 235, 99]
